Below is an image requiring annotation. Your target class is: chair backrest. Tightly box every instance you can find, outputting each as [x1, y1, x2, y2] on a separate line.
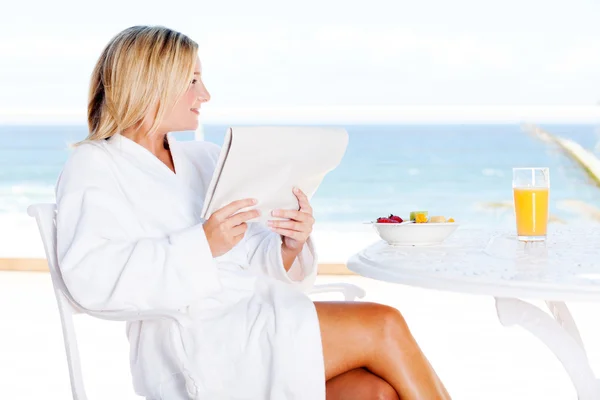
[28, 203, 88, 400]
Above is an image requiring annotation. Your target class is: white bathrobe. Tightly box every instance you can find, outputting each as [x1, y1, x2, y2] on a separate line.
[55, 133, 325, 400]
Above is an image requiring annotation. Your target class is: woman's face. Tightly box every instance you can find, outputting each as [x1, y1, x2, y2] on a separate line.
[161, 57, 210, 132]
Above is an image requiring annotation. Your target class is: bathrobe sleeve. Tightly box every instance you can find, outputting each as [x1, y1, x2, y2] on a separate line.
[55, 145, 221, 313]
[244, 223, 318, 292]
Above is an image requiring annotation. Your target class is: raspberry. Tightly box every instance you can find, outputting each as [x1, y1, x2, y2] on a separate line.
[388, 214, 403, 223]
[376, 217, 396, 223]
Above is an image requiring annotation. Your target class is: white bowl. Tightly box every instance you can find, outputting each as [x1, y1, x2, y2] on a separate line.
[372, 222, 459, 246]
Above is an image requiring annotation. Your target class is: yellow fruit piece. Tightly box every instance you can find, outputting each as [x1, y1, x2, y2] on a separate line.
[429, 216, 446, 223]
[410, 211, 428, 221]
[447, 217, 455, 223]
[415, 213, 428, 223]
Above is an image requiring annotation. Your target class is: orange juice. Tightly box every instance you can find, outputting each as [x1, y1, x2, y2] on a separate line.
[513, 187, 549, 238]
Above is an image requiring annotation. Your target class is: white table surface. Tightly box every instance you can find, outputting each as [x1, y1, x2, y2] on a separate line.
[347, 226, 600, 302]
[347, 225, 600, 399]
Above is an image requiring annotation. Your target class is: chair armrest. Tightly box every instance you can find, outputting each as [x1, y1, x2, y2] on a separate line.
[64, 298, 189, 324]
[71, 285, 366, 323]
[87, 309, 187, 322]
[308, 283, 366, 301]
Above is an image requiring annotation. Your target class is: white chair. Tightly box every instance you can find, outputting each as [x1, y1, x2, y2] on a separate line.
[28, 203, 365, 400]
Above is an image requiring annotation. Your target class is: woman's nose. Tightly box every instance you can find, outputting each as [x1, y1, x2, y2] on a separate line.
[198, 82, 211, 103]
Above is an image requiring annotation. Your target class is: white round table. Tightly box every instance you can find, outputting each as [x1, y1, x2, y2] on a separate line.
[347, 227, 600, 400]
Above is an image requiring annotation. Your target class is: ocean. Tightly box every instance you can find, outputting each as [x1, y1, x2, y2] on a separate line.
[2, 123, 600, 225]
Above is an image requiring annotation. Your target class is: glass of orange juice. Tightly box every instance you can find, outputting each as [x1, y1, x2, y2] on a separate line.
[513, 167, 550, 241]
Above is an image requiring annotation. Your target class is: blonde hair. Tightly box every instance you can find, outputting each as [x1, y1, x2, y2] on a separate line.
[80, 25, 198, 144]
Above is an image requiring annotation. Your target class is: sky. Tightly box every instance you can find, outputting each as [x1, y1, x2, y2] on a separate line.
[2, 0, 600, 123]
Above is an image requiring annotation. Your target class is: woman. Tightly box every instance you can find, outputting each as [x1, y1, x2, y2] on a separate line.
[55, 25, 450, 400]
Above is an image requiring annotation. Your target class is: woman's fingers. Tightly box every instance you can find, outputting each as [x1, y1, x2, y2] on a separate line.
[293, 187, 313, 213]
[271, 209, 314, 223]
[270, 227, 305, 240]
[268, 219, 305, 232]
[230, 222, 248, 237]
[213, 198, 257, 221]
[226, 209, 260, 228]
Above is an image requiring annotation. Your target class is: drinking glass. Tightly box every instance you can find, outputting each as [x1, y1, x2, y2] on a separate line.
[512, 168, 550, 241]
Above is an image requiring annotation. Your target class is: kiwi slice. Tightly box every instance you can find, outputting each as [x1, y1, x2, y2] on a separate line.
[410, 211, 428, 221]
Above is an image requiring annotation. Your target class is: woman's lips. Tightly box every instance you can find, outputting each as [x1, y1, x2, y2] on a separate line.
[191, 108, 200, 115]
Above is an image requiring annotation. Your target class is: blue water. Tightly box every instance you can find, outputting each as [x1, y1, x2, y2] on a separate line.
[2, 124, 600, 225]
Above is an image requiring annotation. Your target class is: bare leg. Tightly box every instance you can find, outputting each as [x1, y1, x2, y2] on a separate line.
[315, 301, 450, 400]
[326, 368, 399, 400]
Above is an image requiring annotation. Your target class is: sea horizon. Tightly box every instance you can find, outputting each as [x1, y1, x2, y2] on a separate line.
[2, 122, 600, 260]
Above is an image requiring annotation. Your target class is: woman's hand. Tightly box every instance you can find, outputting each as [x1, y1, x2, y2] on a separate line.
[203, 198, 260, 257]
[268, 187, 315, 259]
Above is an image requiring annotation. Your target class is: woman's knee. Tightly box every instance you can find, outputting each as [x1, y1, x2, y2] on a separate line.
[325, 368, 399, 400]
[367, 303, 409, 342]
[367, 378, 400, 400]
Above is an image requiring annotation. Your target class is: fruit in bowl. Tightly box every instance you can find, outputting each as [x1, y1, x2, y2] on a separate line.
[376, 214, 403, 223]
[409, 211, 428, 222]
[372, 211, 459, 246]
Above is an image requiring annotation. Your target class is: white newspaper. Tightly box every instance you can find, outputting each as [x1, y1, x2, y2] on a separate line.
[201, 126, 349, 224]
